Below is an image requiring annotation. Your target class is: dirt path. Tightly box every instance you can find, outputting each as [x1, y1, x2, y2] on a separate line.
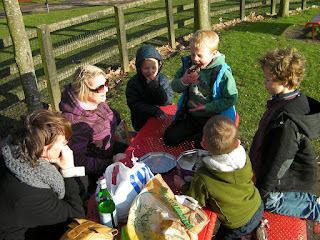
[0, 0, 138, 18]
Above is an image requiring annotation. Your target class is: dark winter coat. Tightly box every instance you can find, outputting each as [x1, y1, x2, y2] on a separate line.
[0, 141, 87, 240]
[249, 91, 320, 194]
[126, 45, 174, 131]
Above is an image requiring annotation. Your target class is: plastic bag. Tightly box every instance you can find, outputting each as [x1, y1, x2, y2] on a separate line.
[126, 174, 210, 240]
[97, 160, 154, 222]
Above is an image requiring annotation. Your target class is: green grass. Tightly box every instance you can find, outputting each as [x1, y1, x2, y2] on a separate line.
[107, 7, 320, 156]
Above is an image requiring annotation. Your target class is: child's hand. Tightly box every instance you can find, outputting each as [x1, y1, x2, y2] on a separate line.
[174, 175, 186, 189]
[147, 77, 159, 88]
[189, 101, 206, 112]
[181, 70, 199, 85]
[146, 75, 156, 84]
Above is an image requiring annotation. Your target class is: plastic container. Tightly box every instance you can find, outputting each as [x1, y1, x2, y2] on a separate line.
[176, 149, 211, 182]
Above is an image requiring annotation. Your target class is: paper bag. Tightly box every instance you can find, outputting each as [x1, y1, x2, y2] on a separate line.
[127, 174, 209, 240]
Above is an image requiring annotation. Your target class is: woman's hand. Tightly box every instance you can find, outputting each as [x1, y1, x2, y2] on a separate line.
[56, 145, 75, 170]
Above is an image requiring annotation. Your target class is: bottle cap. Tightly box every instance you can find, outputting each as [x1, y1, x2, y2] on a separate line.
[99, 176, 106, 184]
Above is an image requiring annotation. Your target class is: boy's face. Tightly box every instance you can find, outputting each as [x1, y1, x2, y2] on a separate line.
[190, 44, 216, 69]
[140, 59, 159, 80]
[263, 69, 286, 96]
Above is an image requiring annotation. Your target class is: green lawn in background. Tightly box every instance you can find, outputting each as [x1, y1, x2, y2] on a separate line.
[107, 7, 320, 156]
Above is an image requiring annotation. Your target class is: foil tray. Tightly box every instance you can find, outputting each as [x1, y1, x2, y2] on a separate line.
[139, 152, 176, 174]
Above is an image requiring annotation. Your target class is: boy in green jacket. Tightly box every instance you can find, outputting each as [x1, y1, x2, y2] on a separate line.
[174, 115, 265, 239]
[164, 30, 238, 147]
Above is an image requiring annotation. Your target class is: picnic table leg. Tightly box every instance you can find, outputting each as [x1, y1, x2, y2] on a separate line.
[312, 24, 315, 40]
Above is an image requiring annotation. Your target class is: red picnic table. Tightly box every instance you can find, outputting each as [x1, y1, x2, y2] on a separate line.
[305, 12, 320, 40]
[86, 105, 307, 239]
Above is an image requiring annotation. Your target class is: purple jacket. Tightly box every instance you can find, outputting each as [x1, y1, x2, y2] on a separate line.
[59, 84, 120, 175]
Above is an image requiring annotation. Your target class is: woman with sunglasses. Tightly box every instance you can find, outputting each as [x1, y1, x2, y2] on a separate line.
[59, 65, 127, 191]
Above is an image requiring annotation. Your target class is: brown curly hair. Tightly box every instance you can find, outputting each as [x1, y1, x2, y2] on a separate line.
[258, 47, 306, 90]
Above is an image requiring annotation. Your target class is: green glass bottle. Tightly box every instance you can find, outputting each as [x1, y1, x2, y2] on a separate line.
[98, 176, 118, 228]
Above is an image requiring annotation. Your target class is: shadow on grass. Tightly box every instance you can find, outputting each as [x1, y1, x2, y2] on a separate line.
[232, 21, 293, 36]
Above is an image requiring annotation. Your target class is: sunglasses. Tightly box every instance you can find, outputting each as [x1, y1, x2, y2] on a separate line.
[87, 80, 109, 93]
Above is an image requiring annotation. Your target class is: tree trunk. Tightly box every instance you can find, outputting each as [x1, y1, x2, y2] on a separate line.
[3, 0, 43, 112]
[278, 0, 290, 17]
[194, 0, 211, 31]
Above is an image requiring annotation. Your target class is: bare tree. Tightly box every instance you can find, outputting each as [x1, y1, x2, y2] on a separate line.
[278, 0, 290, 17]
[3, 0, 43, 112]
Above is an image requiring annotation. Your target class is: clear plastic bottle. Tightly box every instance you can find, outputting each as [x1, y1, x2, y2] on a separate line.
[98, 176, 118, 228]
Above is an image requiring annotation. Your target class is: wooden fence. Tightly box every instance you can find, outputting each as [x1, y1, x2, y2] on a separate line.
[0, 0, 309, 110]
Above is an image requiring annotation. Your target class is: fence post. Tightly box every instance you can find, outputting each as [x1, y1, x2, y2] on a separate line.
[271, 0, 276, 15]
[301, 0, 306, 10]
[37, 24, 61, 111]
[194, 0, 211, 31]
[114, 5, 129, 73]
[240, 0, 245, 20]
[165, 0, 176, 49]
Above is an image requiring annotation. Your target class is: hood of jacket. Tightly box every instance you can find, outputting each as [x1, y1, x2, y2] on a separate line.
[135, 45, 163, 75]
[59, 84, 86, 117]
[203, 145, 246, 172]
[273, 94, 320, 140]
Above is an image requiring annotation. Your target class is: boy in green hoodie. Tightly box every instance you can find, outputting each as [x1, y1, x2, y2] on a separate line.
[174, 115, 265, 239]
[163, 30, 238, 147]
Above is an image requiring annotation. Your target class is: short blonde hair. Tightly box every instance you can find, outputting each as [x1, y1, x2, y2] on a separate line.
[72, 65, 108, 102]
[189, 30, 219, 53]
[258, 47, 305, 89]
[203, 115, 238, 155]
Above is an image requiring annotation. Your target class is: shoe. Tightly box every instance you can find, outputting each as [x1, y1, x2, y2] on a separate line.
[313, 221, 320, 235]
[253, 217, 268, 240]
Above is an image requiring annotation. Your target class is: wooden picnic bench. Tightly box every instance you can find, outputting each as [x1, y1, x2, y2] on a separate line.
[305, 12, 320, 40]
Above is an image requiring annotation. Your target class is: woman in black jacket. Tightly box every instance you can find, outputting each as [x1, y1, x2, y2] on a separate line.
[0, 109, 87, 240]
